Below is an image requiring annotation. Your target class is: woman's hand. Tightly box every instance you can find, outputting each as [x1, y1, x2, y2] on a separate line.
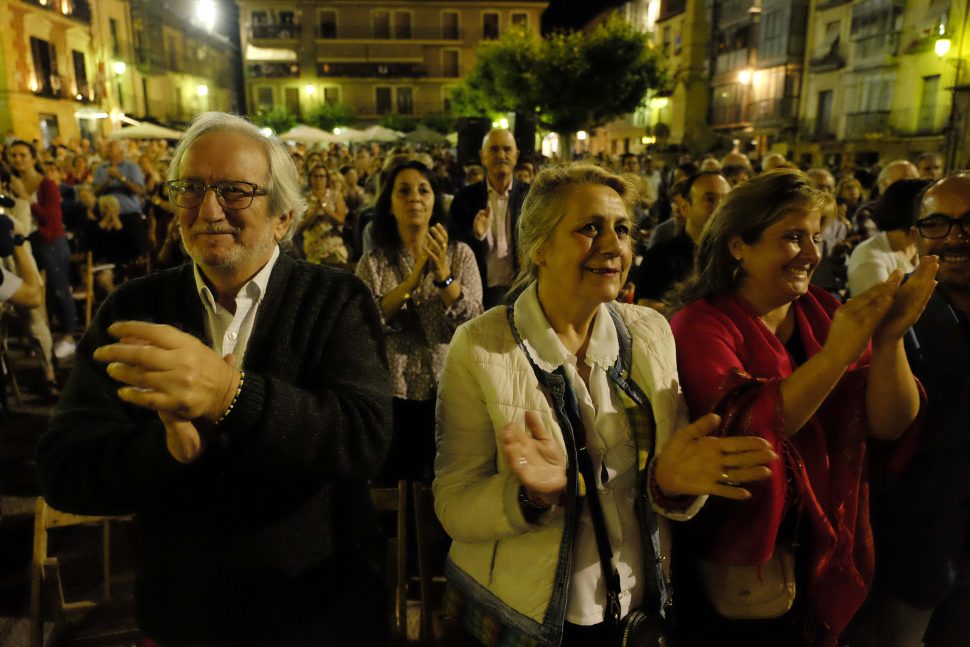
[501, 412, 567, 507]
[822, 275, 899, 367]
[425, 223, 451, 283]
[653, 413, 777, 501]
[873, 257, 938, 346]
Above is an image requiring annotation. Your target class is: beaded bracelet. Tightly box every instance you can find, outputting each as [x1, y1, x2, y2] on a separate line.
[216, 371, 245, 425]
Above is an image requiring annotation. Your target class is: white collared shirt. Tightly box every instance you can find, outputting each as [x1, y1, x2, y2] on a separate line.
[193, 245, 279, 362]
[483, 178, 515, 288]
[514, 283, 644, 625]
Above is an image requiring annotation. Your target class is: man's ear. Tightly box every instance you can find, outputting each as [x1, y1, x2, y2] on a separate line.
[274, 210, 294, 241]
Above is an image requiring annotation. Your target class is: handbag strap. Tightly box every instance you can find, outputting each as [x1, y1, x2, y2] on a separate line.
[505, 304, 661, 626]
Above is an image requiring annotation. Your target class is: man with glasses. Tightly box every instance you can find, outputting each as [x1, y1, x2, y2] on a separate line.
[37, 112, 393, 645]
[851, 174, 970, 646]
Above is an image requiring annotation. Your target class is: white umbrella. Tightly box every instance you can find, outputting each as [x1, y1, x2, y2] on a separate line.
[360, 125, 405, 142]
[108, 121, 184, 140]
[403, 126, 450, 146]
[277, 124, 343, 144]
[337, 127, 368, 143]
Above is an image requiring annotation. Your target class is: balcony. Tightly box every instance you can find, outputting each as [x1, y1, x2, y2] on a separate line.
[316, 62, 427, 78]
[711, 102, 751, 127]
[748, 97, 797, 126]
[249, 24, 300, 41]
[315, 25, 464, 40]
[810, 39, 846, 72]
[22, 0, 91, 23]
[32, 72, 65, 99]
[247, 62, 299, 78]
[845, 111, 890, 136]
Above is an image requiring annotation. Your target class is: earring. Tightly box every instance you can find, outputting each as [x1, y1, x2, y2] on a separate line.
[732, 256, 743, 282]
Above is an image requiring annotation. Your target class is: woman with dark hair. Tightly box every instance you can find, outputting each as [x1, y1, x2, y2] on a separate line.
[300, 163, 351, 266]
[668, 168, 937, 646]
[6, 140, 77, 360]
[356, 160, 482, 482]
[846, 178, 931, 297]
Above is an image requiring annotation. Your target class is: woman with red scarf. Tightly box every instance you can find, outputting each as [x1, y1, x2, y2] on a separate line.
[667, 169, 938, 646]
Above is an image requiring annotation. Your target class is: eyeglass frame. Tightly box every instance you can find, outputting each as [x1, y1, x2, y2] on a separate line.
[914, 213, 970, 239]
[166, 179, 269, 210]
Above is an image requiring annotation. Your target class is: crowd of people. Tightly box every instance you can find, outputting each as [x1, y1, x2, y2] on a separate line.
[0, 115, 964, 646]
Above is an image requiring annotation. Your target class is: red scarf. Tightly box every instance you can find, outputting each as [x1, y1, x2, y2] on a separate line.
[670, 286, 920, 645]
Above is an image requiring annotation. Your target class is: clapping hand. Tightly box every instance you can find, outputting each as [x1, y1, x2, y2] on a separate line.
[653, 413, 777, 501]
[501, 412, 567, 508]
[425, 224, 451, 283]
[873, 257, 938, 345]
[94, 321, 239, 422]
[473, 206, 491, 239]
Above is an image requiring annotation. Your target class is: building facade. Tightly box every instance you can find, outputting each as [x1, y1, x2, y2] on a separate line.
[0, 0, 238, 145]
[130, 0, 240, 126]
[0, 0, 100, 143]
[796, 0, 964, 170]
[235, 0, 547, 125]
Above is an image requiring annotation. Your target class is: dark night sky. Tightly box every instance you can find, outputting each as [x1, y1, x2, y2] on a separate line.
[541, 0, 628, 33]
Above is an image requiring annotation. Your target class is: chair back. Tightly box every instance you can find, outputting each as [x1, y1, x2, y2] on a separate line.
[369, 481, 408, 638]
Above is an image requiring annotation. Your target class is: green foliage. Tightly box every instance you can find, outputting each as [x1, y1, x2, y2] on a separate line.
[455, 15, 665, 135]
[380, 112, 418, 132]
[306, 102, 356, 131]
[252, 105, 296, 134]
[421, 112, 457, 134]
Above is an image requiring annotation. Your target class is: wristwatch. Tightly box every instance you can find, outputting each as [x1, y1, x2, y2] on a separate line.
[13, 234, 25, 247]
[433, 275, 455, 289]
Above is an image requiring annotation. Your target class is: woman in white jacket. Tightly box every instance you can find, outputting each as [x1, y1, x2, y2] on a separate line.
[433, 164, 778, 646]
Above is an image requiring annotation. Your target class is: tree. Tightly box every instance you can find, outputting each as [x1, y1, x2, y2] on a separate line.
[306, 102, 356, 131]
[380, 112, 418, 132]
[454, 15, 665, 139]
[422, 112, 457, 134]
[252, 105, 296, 134]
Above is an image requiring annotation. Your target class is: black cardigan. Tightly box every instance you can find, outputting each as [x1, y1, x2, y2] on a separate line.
[37, 252, 393, 644]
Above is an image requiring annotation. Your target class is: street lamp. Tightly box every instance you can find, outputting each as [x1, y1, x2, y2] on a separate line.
[113, 61, 126, 110]
[738, 68, 753, 85]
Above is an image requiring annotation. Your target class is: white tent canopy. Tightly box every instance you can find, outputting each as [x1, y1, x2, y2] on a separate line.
[403, 126, 450, 146]
[108, 121, 184, 140]
[277, 124, 343, 144]
[356, 125, 404, 143]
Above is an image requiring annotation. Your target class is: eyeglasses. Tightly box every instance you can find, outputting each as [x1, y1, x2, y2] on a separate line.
[166, 179, 268, 210]
[914, 214, 970, 239]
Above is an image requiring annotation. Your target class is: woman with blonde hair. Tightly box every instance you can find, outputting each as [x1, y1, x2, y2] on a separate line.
[434, 163, 775, 646]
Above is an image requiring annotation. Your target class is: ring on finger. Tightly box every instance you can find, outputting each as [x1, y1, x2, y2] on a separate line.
[517, 456, 528, 467]
[718, 471, 741, 487]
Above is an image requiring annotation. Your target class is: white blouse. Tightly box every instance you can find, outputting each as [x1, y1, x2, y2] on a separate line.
[515, 284, 644, 625]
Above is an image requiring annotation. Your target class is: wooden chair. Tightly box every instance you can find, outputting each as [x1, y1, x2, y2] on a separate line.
[370, 481, 409, 639]
[412, 482, 451, 645]
[70, 251, 114, 328]
[29, 498, 140, 647]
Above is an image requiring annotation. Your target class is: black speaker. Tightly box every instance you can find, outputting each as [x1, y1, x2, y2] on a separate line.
[456, 117, 492, 166]
[513, 112, 536, 161]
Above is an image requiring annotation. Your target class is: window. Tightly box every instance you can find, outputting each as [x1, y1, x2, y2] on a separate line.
[511, 13, 528, 28]
[109, 18, 120, 57]
[252, 11, 267, 25]
[256, 86, 273, 108]
[442, 11, 459, 39]
[483, 13, 499, 40]
[72, 50, 89, 98]
[443, 50, 459, 77]
[30, 37, 58, 96]
[285, 87, 300, 117]
[759, 9, 788, 59]
[816, 90, 834, 137]
[376, 86, 392, 114]
[279, 11, 295, 25]
[167, 35, 178, 70]
[662, 26, 671, 55]
[374, 11, 390, 39]
[918, 75, 941, 132]
[319, 10, 337, 38]
[397, 87, 413, 114]
[324, 87, 339, 105]
[394, 12, 412, 39]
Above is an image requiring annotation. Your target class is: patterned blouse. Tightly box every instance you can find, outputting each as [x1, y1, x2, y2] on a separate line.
[356, 241, 483, 400]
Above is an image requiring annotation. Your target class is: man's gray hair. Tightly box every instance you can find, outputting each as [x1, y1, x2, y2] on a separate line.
[481, 128, 517, 151]
[167, 112, 307, 239]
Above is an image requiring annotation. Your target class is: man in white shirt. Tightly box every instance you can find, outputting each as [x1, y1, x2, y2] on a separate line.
[450, 128, 531, 307]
